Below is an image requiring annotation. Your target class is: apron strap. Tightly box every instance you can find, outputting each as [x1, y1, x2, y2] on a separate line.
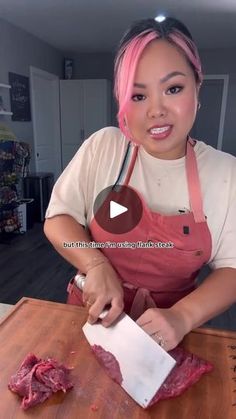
[123, 283, 157, 320]
[186, 138, 206, 223]
[116, 137, 205, 224]
[124, 145, 139, 186]
[113, 141, 132, 187]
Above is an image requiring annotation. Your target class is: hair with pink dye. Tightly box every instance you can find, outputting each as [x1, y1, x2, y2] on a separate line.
[114, 18, 202, 138]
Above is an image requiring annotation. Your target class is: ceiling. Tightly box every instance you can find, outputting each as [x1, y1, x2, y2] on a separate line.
[0, 0, 236, 53]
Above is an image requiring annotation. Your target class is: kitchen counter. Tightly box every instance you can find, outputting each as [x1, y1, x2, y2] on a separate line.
[0, 303, 12, 319]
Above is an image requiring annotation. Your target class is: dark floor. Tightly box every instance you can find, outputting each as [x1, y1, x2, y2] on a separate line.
[0, 223, 235, 331]
[0, 223, 76, 305]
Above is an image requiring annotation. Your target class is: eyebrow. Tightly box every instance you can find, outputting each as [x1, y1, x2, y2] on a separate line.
[134, 71, 186, 88]
[160, 71, 186, 83]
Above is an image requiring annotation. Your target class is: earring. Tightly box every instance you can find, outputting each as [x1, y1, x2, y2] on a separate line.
[197, 102, 201, 111]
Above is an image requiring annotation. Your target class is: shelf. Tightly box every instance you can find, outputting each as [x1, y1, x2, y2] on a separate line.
[0, 84, 11, 89]
[0, 111, 13, 116]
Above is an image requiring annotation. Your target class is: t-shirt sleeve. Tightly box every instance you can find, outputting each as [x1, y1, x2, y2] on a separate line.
[45, 136, 95, 227]
[209, 162, 236, 270]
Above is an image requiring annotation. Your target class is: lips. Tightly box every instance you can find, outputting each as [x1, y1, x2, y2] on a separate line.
[148, 125, 173, 140]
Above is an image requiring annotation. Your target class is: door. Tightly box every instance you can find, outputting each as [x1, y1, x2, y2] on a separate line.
[30, 67, 62, 180]
[60, 80, 84, 169]
[60, 79, 111, 169]
[190, 75, 229, 150]
[83, 79, 111, 137]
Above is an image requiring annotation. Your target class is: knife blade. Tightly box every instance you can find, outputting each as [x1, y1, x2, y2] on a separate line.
[82, 311, 176, 408]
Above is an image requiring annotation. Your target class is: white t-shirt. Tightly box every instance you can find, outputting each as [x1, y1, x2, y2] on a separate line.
[46, 126, 236, 271]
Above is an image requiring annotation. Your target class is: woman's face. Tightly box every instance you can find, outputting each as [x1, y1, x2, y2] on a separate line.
[125, 39, 199, 159]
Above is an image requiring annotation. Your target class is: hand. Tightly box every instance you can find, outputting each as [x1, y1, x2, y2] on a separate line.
[82, 262, 124, 327]
[136, 307, 189, 351]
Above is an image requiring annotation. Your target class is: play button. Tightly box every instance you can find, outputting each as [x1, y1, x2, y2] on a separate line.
[93, 184, 143, 234]
[110, 201, 128, 219]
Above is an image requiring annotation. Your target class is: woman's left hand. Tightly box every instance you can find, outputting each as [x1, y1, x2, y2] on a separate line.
[136, 307, 189, 351]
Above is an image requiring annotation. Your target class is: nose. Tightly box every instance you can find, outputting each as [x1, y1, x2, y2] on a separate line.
[147, 95, 167, 119]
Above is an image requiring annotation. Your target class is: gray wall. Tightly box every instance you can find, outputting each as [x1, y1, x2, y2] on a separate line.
[1, 17, 236, 172]
[0, 18, 64, 170]
[72, 48, 236, 155]
[72, 52, 114, 80]
[200, 48, 236, 156]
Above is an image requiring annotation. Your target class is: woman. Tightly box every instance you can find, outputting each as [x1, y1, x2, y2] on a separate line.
[44, 17, 236, 351]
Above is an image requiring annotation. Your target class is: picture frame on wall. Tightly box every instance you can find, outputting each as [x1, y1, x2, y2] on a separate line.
[64, 58, 73, 79]
[8, 72, 31, 121]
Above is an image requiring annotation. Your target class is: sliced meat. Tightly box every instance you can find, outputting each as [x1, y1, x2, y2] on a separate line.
[34, 359, 73, 392]
[148, 346, 213, 406]
[8, 353, 73, 410]
[92, 345, 123, 384]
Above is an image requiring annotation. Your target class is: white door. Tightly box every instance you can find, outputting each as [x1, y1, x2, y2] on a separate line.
[60, 80, 84, 169]
[30, 67, 62, 180]
[60, 79, 111, 169]
[83, 79, 111, 137]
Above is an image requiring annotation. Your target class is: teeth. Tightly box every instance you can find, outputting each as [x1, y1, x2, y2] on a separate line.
[150, 126, 170, 134]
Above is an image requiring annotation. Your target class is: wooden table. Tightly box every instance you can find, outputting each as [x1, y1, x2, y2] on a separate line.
[0, 298, 235, 419]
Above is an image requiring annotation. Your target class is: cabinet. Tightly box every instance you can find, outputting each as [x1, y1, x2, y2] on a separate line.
[60, 79, 111, 169]
[0, 84, 13, 116]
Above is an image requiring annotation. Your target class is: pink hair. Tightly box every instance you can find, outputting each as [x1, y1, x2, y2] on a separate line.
[114, 29, 203, 139]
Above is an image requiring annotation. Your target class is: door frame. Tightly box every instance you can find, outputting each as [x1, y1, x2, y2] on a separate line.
[30, 66, 62, 177]
[202, 74, 229, 150]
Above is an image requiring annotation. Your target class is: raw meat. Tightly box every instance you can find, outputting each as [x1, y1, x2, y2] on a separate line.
[8, 353, 73, 410]
[148, 346, 213, 406]
[92, 345, 123, 384]
[91, 345, 213, 407]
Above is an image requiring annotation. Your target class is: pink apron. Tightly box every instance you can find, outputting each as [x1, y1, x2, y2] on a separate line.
[67, 138, 212, 320]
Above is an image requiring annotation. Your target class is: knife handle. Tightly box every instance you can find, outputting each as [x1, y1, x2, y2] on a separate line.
[99, 310, 109, 319]
[75, 274, 109, 320]
[74, 273, 86, 290]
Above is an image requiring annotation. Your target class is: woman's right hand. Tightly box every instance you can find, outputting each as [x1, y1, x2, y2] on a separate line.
[82, 262, 124, 327]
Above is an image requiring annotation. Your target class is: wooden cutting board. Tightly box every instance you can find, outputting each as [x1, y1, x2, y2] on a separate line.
[0, 297, 235, 419]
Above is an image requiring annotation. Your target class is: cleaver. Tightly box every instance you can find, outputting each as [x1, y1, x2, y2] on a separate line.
[82, 310, 176, 408]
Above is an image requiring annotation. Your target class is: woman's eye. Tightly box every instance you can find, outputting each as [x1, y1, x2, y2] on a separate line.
[167, 86, 183, 95]
[131, 94, 145, 102]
